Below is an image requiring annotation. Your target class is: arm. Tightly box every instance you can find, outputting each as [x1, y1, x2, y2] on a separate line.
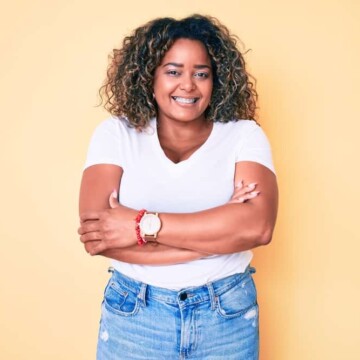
[156, 161, 278, 254]
[79, 164, 207, 264]
[99, 244, 207, 265]
[80, 161, 277, 255]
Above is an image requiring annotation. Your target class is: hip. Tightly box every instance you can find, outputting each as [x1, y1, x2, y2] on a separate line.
[97, 265, 259, 359]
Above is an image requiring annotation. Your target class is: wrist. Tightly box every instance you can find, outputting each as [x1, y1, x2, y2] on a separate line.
[135, 210, 162, 246]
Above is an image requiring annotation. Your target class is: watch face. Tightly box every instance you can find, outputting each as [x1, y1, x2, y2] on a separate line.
[139, 214, 161, 235]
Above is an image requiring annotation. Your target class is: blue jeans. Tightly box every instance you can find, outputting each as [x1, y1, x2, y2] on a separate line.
[97, 266, 259, 359]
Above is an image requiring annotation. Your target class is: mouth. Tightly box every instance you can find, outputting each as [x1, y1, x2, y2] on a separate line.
[172, 96, 199, 104]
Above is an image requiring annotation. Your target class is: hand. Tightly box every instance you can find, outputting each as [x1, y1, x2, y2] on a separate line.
[78, 190, 138, 255]
[228, 180, 260, 204]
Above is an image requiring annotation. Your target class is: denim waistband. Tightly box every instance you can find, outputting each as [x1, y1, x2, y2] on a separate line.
[107, 265, 256, 308]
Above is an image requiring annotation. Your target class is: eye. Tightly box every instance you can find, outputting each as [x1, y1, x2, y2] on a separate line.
[166, 70, 180, 77]
[194, 72, 210, 79]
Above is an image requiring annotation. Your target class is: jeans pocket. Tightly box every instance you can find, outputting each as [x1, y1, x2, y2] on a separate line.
[103, 279, 140, 317]
[216, 274, 257, 319]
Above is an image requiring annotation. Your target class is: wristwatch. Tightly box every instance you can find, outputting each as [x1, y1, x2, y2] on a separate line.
[139, 212, 162, 241]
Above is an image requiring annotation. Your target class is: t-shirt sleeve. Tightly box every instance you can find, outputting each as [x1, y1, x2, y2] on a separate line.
[83, 118, 123, 170]
[235, 123, 276, 174]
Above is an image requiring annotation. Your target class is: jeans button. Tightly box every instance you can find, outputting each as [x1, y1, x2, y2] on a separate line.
[179, 292, 187, 301]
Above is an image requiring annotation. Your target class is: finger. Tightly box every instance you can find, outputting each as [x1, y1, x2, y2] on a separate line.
[239, 191, 260, 202]
[90, 237, 122, 255]
[80, 231, 102, 243]
[88, 241, 108, 255]
[229, 196, 247, 204]
[232, 183, 257, 198]
[84, 240, 101, 254]
[236, 182, 257, 194]
[78, 220, 100, 235]
[234, 179, 243, 189]
[246, 182, 257, 191]
[80, 211, 100, 223]
[109, 189, 120, 209]
[229, 191, 260, 204]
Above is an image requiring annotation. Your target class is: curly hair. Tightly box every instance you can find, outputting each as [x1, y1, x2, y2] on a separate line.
[99, 14, 258, 129]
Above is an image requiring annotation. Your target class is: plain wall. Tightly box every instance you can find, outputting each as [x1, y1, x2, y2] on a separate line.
[0, 0, 359, 359]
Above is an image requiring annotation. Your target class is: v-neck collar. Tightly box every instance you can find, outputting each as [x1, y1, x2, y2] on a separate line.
[150, 118, 217, 167]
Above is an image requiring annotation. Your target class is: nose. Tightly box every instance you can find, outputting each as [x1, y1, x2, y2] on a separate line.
[179, 74, 195, 92]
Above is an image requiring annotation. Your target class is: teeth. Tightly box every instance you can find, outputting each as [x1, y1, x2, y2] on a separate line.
[173, 97, 197, 104]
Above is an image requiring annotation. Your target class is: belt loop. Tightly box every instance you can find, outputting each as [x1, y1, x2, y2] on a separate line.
[138, 283, 147, 307]
[107, 267, 114, 273]
[206, 282, 217, 311]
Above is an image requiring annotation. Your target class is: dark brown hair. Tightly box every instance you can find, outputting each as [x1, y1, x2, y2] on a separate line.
[99, 14, 258, 129]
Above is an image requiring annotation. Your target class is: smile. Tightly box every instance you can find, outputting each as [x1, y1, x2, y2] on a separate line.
[172, 96, 199, 104]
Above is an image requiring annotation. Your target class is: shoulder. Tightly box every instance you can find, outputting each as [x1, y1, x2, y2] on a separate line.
[95, 116, 156, 136]
[215, 119, 259, 133]
[89, 116, 151, 145]
[215, 119, 265, 140]
[216, 119, 259, 131]
[221, 120, 275, 174]
[94, 116, 133, 134]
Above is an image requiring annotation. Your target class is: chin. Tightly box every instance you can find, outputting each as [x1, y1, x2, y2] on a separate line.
[172, 110, 207, 122]
[174, 115, 205, 123]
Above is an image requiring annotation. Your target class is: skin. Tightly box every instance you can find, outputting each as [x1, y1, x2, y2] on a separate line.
[153, 38, 213, 163]
[78, 39, 278, 264]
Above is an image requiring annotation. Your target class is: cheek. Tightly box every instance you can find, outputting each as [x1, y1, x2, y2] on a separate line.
[154, 83, 174, 100]
[202, 78, 213, 93]
[153, 74, 176, 96]
[202, 83, 213, 103]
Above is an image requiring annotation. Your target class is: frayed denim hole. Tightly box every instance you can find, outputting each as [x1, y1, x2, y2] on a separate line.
[216, 276, 257, 319]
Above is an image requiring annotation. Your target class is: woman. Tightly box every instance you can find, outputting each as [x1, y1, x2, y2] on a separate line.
[79, 14, 278, 359]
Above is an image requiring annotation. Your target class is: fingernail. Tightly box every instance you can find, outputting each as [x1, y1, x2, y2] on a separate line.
[238, 197, 245, 202]
[250, 191, 260, 195]
[235, 180, 243, 188]
[247, 183, 257, 189]
[112, 189, 118, 198]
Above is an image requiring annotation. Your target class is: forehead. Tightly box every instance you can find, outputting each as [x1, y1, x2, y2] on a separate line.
[160, 38, 211, 65]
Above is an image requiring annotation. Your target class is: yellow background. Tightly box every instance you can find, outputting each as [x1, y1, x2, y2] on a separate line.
[1, 0, 359, 359]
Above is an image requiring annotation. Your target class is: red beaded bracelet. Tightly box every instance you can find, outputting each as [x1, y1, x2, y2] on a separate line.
[135, 209, 147, 246]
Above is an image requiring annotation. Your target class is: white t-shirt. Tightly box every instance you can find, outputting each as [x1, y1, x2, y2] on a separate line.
[84, 116, 275, 290]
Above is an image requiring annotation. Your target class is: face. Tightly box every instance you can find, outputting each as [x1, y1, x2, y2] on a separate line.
[153, 38, 213, 125]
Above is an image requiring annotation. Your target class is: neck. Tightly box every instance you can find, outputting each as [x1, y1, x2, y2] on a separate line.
[155, 116, 214, 164]
[157, 116, 211, 141]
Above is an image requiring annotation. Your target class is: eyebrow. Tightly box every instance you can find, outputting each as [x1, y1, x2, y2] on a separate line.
[162, 62, 211, 69]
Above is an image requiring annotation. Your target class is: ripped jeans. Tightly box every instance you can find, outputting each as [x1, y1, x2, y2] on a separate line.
[97, 266, 259, 360]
